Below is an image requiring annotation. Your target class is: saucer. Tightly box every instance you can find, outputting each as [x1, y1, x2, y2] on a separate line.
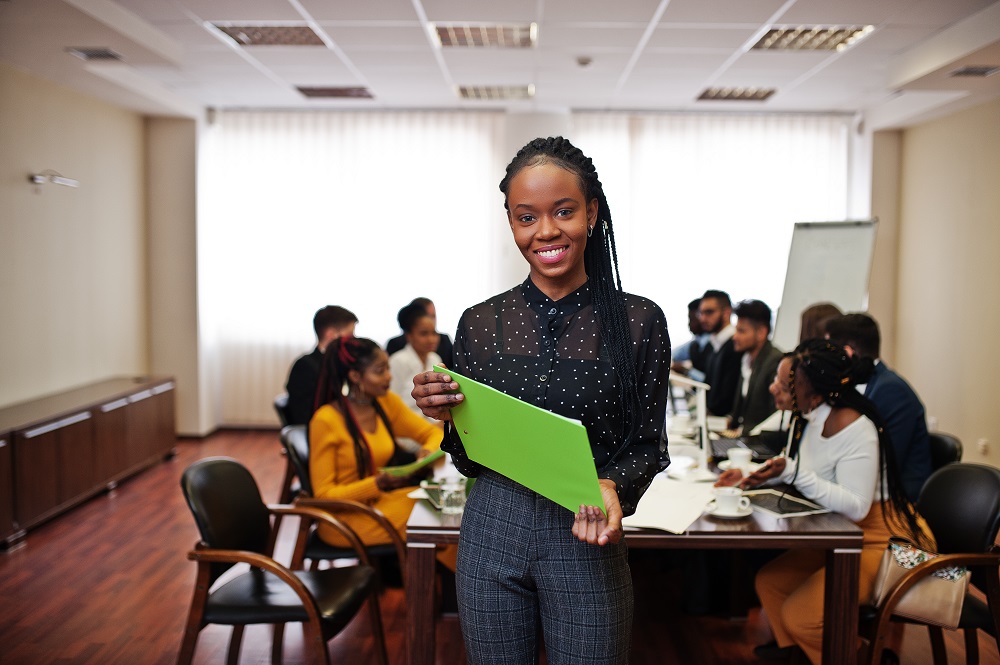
[717, 460, 762, 473]
[706, 504, 753, 519]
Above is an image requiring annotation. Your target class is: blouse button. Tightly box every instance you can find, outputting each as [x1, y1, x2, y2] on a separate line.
[540, 375, 548, 382]
[548, 307, 557, 315]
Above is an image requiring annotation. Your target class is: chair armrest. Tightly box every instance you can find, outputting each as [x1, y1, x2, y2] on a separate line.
[187, 545, 324, 623]
[294, 497, 407, 580]
[268, 503, 372, 566]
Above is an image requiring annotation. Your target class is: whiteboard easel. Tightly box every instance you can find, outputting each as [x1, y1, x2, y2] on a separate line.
[772, 220, 878, 352]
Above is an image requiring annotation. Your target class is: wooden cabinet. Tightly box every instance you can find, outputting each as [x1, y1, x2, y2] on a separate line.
[0, 377, 175, 546]
[0, 434, 13, 543]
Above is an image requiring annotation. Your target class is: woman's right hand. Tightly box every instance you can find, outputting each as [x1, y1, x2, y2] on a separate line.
[375, 472, 413, 492]
[738, 456, 787, 489]
[411, 369, 465, 422]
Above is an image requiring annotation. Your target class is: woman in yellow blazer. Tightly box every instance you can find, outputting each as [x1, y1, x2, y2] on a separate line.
[309, 335, 442, 549]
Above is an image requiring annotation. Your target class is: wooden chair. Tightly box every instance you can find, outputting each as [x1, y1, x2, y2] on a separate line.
[178, 456, 387, 665]
[279, 425, 407, 584]
[928, 431, 963, 471]
[861, 463, 1000, 665]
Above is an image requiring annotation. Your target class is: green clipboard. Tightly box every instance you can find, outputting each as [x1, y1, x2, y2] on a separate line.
[434, 365, 605, 514]
[379, 448, 445, 477]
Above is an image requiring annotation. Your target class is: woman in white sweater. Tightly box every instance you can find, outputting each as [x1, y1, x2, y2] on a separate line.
[719, 339, 932, 664]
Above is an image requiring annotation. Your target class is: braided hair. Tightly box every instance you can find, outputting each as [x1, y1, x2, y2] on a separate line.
[499, 136, 642, 462]
[786, 339, 930, 548]
[315, 336, 399, 478]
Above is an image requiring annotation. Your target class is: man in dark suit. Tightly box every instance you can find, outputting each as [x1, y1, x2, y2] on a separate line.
[385, 297, 454, 367]
[284, 305, 358, 426]
[727, 299, 784, 435]
[826, 313, 933, 502]
[695, 290, 742, 416]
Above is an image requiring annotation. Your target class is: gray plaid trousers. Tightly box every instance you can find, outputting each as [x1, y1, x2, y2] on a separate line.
[455, 471, 633, 664]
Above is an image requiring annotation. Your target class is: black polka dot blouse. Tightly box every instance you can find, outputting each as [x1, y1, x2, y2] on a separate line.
[441, 277, 671, 516]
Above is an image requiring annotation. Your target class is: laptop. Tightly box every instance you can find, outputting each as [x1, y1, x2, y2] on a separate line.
[710, 431, 786, 461]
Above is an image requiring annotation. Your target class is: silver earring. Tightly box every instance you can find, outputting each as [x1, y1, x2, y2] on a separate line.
[587, 225, 594, 237]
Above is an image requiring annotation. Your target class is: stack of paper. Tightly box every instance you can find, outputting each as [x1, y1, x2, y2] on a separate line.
[622, 474, 716, 534]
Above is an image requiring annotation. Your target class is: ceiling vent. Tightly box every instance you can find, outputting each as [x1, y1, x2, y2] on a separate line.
[458, 85, 535, 100]
[434, 23, 536, 48]
[297, 86, 373, 99]
[753, 25, 873, 52]
[697, 87, 775, 102]
[215, 25, 324, 46]
[66, 47, 122, 61]
[949, 65, 1000, 78]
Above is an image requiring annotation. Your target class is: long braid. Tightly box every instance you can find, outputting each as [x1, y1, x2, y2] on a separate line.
[791, 339, 931, 549]
[500, 136, 642, 461]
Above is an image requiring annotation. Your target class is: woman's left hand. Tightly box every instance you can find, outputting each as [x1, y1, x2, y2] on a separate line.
[572, 479, 622, 546]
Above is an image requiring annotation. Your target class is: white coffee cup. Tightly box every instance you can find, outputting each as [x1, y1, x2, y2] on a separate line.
[709, 486, 750, 516]
[727, 447, 754, 475]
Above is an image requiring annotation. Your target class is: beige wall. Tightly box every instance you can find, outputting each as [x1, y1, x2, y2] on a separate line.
[0, 63, 148, 406]
[891, 98, 1000, 464]
[868, 130, 902, 364]
[146, 118, 206, 435]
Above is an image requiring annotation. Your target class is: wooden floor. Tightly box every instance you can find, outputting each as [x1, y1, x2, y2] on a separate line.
[1, 428, 997, 665]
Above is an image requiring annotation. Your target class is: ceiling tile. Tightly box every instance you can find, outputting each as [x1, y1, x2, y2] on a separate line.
[661, 0, 789, 25]
[297, 0, 417, 21]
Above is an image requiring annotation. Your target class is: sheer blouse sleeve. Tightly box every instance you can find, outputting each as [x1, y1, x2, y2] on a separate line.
[597, 295, 671, 515]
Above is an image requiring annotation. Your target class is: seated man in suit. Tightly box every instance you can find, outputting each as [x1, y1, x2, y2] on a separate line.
[726, 299, 784, 436]
[670, 297, 710, 383]
[695, 289, 742, 417]
[386, 296, 454, 367]
[825, 312, 932, 502]
[284, 305, 358, 426]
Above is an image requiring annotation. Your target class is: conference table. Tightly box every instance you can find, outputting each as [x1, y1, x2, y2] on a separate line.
[405, 495, 863, 665]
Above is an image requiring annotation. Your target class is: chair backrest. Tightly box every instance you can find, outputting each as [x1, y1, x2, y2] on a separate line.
[927, 431, 963, 471]
[274, 393, 291, 427]
[916, 463, 1000, 555]
[180, 457, 272, 581]
[281, 425, 313, 497]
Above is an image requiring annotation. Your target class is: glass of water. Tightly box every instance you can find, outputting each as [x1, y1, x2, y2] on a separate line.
[440, 477, 467, 515]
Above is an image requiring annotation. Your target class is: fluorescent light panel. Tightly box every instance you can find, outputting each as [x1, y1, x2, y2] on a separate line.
[215, 25, 323, 46]
[753, 25, 874, 52]
[458, 85, 535, 100]
[697, 87, 775, 102]
[67, 47, 122, 61]
[297, 86, 373, 99]
[434, 23, 536, 48]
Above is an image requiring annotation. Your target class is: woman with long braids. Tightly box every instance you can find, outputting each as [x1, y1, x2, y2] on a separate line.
[412, 136, 670, 663]
[309, 336, 445, 553]
[718, 338, 933, 664]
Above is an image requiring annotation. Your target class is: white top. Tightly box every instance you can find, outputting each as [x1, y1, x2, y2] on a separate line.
[708, 323, 736, 352]
[389, 344, 442, 418]
[777, 402, 880, 522]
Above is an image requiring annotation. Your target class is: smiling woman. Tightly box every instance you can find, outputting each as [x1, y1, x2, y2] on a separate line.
[411, 136, 671, 664]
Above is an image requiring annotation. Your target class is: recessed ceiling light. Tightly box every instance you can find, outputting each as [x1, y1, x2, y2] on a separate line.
[697, 87, 775, 102]
[949, 65, 1000, 78]
[215, 25, 324, 47]
[66, 47, 122, 61]
[458, 85, 535, 100]
[297, 87, 373, 99]
[433, 23, 537, 48]
[753, 25, 874, 52]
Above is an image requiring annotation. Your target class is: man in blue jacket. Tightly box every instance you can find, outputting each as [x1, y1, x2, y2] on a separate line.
[826, 313, 933, 502]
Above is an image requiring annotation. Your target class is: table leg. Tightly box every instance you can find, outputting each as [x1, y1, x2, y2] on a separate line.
[824, 546, 861, 664]
[407, 542, 438, 665]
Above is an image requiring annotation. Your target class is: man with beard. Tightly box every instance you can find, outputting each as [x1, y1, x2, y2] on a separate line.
[694, 290, 742, 416]
[726, 299, 783, 435]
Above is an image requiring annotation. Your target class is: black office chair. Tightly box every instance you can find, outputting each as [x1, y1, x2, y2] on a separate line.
[274, 393, 292, 427]
[269, 394, 300, 553]
[928, 431, 963, 471]
[279, 425, 406, 584]
[178, 457, 387, 665]
[861, 463, 1000, 665]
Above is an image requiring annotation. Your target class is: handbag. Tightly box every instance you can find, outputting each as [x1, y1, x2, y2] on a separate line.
[870, 536, 970, 628]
